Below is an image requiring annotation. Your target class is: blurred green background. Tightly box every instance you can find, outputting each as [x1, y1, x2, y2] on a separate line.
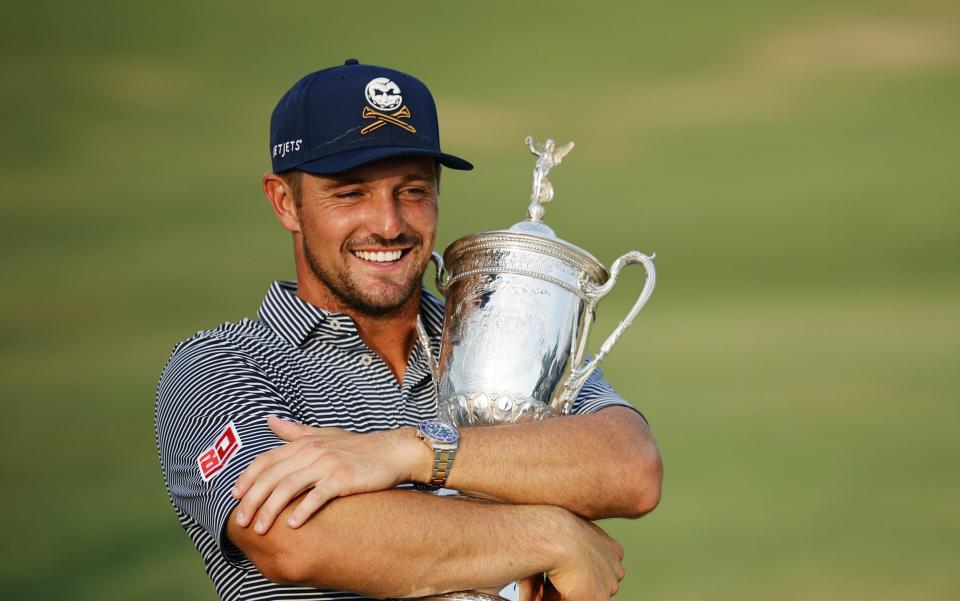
[1, 0, 957, 599]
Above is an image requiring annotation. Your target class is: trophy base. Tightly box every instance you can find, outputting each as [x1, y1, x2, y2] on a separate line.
[420, 580, 520, 601]
[440, 391, 556, 427]
[423, 592, 510, 601]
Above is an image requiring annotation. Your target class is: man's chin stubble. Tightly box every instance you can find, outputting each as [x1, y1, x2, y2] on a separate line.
[303, 242, 422, 317]
[335, 277, 419, 317]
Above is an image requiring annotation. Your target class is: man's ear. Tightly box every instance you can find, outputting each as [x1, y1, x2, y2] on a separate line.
[263, 173, 301, 233]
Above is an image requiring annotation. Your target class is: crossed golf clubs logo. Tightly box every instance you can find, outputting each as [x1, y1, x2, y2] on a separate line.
[361, 106, 416, 135]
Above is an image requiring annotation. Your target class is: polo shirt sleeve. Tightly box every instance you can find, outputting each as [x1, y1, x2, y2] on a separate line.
[155, 332, 295, 571]
[566, 362, 647, 422]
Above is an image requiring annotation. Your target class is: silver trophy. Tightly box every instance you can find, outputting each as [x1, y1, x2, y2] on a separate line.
[418, 137, 656, 601]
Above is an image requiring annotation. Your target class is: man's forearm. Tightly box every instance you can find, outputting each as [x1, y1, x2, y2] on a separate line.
[234, 407, 662, 539]
[439, 407, 662, 519]
[229, 488, 572, 598]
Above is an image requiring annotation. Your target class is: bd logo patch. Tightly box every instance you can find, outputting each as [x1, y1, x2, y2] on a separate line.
[197, 421, 242, 482]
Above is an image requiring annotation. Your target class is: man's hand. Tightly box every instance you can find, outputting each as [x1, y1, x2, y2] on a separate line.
[232, 416, 427, 533]
[546, 517, 625, 601]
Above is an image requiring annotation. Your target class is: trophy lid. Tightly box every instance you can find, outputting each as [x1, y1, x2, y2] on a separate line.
[504, 136, 602, 269]
[443, 136, 608, 286]
[507, 136, 574, 239]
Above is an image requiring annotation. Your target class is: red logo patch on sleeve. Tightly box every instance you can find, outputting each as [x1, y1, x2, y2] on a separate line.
[197, 421, 242, 482]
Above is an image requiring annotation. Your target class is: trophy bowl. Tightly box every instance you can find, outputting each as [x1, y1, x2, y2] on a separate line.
[431, 138, 655, 426]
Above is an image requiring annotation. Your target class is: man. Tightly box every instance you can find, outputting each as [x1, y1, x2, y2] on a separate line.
[156, 59, 662, 601]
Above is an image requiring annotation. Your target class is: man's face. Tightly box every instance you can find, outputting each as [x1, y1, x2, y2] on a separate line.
[294, 156, 439, 316]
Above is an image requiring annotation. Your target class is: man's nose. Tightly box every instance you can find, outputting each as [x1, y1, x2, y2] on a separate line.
[367, 189, 405, 240]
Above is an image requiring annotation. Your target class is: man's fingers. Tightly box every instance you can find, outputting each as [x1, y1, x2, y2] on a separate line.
[517, 574, 546, 601]
[541, 583, 562, 601]
[232, 439, 303, 499]
[234, 427, 396, 533]
[268, 415, 315, 441]
[236, 423, 353, 499]
[235, 448, 318, 527]
[251, 467, 323, 533]
[586, 520, 624, 562]
[547, 515, 626, 601]
[287, 481, 339, 528]
[268, 416, 354, 442]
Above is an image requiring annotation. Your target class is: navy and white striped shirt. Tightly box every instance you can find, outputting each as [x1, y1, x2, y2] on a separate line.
[155, 280, 633, 601]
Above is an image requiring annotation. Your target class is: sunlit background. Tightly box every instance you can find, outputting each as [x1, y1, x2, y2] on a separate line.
[1, 1, 958, 599]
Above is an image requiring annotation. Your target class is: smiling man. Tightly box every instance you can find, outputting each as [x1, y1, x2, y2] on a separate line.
[155, 60, 662, 601]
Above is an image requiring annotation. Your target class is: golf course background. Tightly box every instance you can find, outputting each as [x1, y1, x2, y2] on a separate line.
[1, 1, 957, 599]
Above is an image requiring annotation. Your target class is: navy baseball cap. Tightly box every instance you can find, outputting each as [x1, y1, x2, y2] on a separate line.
[270, 59, 473, 174]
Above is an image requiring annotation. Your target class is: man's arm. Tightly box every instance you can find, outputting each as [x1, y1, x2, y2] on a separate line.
[227, 488, 624, 600]
[157, 335, 628, 599]
[233, 406, 661, 534]
[450, 407, 661, 518]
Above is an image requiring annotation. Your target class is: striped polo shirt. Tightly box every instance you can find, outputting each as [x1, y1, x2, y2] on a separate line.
[155, 280, 633, 601]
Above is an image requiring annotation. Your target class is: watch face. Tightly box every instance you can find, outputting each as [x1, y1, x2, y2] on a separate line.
[420, 419, 459, 443]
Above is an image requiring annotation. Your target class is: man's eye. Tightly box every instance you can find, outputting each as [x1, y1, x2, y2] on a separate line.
[401, 187, 431, 197]
[336, 190, 363, 199]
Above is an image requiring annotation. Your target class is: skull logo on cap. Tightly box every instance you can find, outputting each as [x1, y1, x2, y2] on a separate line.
[365, 77, 403, 111]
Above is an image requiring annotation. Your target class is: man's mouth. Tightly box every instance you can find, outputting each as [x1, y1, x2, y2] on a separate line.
[352, 249, 405, 263]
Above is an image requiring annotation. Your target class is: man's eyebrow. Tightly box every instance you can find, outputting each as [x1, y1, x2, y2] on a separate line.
[324, 175, 365, 187]
[321, 172, 436, 188]
[324, 171, 437, 189]
[402, 171, 438, 183]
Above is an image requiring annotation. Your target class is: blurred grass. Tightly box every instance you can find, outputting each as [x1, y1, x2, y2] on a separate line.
[1, 0, 958, 599]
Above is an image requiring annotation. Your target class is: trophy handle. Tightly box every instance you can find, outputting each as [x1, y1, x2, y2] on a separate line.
[557, 251, 656, 414]
[430, 251, 450, 296]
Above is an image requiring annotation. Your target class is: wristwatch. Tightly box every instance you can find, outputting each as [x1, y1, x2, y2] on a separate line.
[416, 419, 459, 489]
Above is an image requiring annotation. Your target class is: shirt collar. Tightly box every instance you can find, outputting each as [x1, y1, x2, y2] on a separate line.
[258, 280, 447, 348]
[258, 281, 329, 347]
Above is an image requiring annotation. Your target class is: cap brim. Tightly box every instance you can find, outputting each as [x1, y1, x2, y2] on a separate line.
[294, 146, 473, 175]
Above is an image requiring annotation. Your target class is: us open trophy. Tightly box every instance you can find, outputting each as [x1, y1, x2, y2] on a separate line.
[418, 137, 656, 601]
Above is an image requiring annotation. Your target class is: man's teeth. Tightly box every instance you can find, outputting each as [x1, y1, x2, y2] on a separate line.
[353, 250, 403, 262]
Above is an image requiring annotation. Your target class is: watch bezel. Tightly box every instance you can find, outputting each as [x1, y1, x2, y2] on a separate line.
[419, 419, 459, 444]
